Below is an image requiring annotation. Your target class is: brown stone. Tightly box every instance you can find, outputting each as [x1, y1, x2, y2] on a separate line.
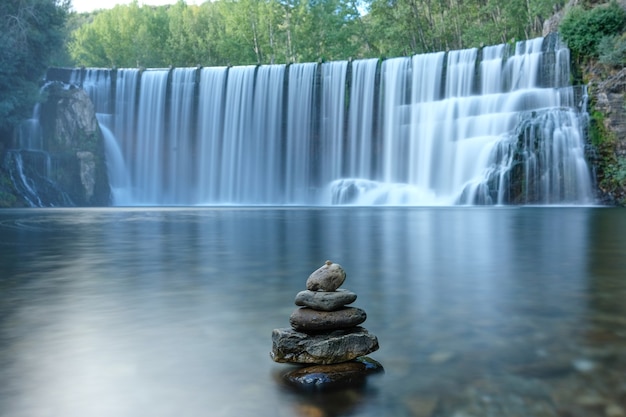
[290, 307, 366, 332]
[306, 260, 346, 291]
[270, 327, 379, 364]
[294, 289, 357, 311]
[282, 357, 384, 390]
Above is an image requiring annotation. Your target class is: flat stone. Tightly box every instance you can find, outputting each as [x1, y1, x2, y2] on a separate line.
[282, 357, 384, 391]
[270, 327, 379, 364]
[290, 307, 366, 332]
[294, 289, 357, 311]
[306, 260, 346, 292]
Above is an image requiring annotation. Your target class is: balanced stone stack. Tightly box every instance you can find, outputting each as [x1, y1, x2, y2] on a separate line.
[271, 260, 379, 367]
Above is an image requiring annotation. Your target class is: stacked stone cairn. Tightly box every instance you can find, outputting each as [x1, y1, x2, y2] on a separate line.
[271, 260, 382, 390]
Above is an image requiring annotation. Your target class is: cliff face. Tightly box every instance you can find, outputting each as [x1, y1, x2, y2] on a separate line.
[1, 82, 111, 207]
[42, 83, 111, 206]
[587, 67, 626, 205]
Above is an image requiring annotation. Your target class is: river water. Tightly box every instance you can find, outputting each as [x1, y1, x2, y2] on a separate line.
[1, 207, 625, 417]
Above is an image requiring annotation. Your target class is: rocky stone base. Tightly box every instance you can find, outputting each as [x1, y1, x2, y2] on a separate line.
[270, 326, 379, 365]
[280, 356, 384, 391]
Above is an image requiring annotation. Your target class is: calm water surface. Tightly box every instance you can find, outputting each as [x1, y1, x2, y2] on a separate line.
[1, 207, 625, 417]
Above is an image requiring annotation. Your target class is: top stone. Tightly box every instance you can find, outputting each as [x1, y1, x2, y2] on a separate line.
[306, 260, 346, 292]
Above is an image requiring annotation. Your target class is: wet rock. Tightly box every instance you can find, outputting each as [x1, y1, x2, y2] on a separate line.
[290, 307, 366, 332]
[271, 327, 379, 364]
[430, 376, 560, 417]
[606, 404, 626, 417]
[508, 358, 574, 378]
[295, 289, 357, 311]
[576, 394, 608, 407]
[428, 351, 456, 365]
[306, 260, 346, 292]
[403, 396, 438, 417]
[282, 357, 384, 391]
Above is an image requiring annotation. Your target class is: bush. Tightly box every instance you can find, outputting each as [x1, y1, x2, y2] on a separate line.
[560, 1, 626, 60]
[598, 33, 626, 66]
[0, 0, 69, 139]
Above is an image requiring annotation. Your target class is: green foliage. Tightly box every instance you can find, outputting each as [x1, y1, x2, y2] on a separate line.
[589, 109, 626, 202]
[598, 32, 626, 66]
[365, 0, 562, 56]
[604, 158, 626, 186]
[560, 1, 626, 60]
[66, 0, 564, 67]
[0, 168, 20, 207]
[0, 0, 69, 137]
[589, 109, 610, 147]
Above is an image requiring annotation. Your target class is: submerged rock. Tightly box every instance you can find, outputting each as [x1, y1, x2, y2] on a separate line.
[282, 357, 384, 391]
[289, 306, 367, 332]
[306, 260, 346, 292]
[271, 327, 379, 364]
[295, 289, 357, 311]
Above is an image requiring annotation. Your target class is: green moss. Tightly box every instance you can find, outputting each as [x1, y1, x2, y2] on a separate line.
[0, 169, 19, 207]
[589, 108, 626, 204]
[0, 191, 17, 208]
[589, 109, 611, 146]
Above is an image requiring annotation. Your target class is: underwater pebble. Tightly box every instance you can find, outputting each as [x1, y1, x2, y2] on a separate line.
[572, 358, 596, 373]
[606, 404, 626, 417]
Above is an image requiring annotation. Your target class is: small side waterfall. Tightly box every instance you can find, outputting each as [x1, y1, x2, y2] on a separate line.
[7, 83, 74, 206]
[48, 35, 594, 206]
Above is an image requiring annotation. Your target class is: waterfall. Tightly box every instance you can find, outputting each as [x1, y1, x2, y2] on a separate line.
[168, 68, 197, 204]
[251, 65, 285, 204]
[197, 67, 227, 203]
[285, 63, 318, 204]
[100, 122, 132, 205]
[221, 66, 256, 203]
[17, 103, 43, 150]
[320, 61, 348, 188]
[134, 70, 169, 204]
[49, 35, 594, 206]
[346, 58, 377, 180]
[114, 69, 139, 172]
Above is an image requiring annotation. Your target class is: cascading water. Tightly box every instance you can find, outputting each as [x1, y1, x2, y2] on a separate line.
[320, 61, 348, 188]
[167, 68, 197, 204]
[7, 81, 74, 206]
[345, 58, 378, 180]
[251, 65, 285, 203]
[220, 66, 256, 203]
[52, 35, 593, 206]
[285, 63, 318, 204]
[196, 67, 227, 203]
[134, 70, 169, 204]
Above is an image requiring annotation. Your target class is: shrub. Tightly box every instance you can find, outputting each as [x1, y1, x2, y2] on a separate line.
[598, 33, 626, 66]
[560, 1, 626, 60]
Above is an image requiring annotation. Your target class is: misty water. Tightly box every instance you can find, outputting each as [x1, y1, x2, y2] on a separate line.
[1, 207, 626, 417]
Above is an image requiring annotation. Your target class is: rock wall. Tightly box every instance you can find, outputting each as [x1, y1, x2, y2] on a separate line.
[40, 83, 110, 206]
[1, 82, 111, 207]
[587, 67, 626, 205]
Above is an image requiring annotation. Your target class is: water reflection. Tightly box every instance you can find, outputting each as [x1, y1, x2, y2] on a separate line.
[0, 207, 625, 417]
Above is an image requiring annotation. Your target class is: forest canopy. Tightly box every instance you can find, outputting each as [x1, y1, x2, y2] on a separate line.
[65, 0, 567, 68]
[0, 0, 69, 136]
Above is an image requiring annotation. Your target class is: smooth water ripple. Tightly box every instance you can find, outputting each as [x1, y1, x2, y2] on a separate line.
[1, 207, 625, 417]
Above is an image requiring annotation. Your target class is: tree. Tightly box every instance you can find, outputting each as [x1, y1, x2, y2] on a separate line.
[68, 1, 165, 67]
[560, 1, 626, 61]
[65, 0, 567, 68]
[0, 0, 69, 140]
